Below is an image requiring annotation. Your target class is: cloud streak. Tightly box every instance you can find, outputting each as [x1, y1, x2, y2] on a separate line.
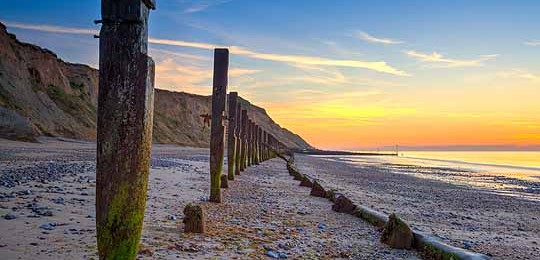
[406, 50, 498, 68]
[356, 31, 403, 45]
[2, 21, 99, 35]
[3, 20, 409, 76]
[524, 40, 540, 46]
[498, 69, 539, 81]
[183, 0, 232, 13]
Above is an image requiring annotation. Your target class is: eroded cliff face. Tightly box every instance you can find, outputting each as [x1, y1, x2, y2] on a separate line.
[0, 23, 311, 149]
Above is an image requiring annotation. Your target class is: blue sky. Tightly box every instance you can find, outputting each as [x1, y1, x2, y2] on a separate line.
[1, 1, 539, 149]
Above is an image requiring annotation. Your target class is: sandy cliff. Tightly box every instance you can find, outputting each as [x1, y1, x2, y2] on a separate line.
[0, 22, 311, 149]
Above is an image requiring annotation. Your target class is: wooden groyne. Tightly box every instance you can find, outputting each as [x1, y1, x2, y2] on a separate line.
[284, 154, 491, 260]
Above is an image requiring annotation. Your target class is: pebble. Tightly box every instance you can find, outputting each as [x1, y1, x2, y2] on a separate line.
[318, 223, 327, 229]
[168, 215, 177, 220]
[267, 250, 280, 258]
[4, 213, 17, 220]
[39, 222, 57, 230]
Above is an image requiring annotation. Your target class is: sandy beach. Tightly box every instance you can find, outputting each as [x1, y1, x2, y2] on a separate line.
[0, 138, 419, 259]
[294, 154, 540, 259]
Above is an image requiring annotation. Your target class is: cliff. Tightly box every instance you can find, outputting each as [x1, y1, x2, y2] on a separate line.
[0, 22, 311, 149]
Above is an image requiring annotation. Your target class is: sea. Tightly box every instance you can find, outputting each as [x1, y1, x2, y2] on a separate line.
[316, 151, 540, 201]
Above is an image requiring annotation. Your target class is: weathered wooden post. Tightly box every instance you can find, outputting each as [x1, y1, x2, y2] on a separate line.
[257, 127, 264, 162]
[252, 122, 257, 164]
[234, 102, 242, 175]
[250, 121, 256, 165]
[240, 110, 248, 171]
[227, 92, 238, 181]
[261, 130, 266, 161]
[253, 124, 259, 165]
[209, 48, 229, 203]
[264, 131, 269, 160]
[246, 119, 252, 167]
[96, 1, 156, 259]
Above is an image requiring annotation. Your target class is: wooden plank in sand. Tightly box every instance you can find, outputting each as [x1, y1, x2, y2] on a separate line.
[96, 0, 156, 259]
[209, 48, 229, 203]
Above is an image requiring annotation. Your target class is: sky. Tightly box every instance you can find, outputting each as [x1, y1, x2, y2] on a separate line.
[1, 0, 539, 150]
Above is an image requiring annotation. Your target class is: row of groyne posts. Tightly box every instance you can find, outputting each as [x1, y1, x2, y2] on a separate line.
[208, 49, 286, 203]
[93, 1, 489, 259]
[93, 1, 287, 259]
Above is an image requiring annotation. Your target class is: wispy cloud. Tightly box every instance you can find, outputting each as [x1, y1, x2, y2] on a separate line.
[2, 21, 99, 35]
[498, 69, 539, 81]
[406, 50, 498, 68]
[524, 40, 540, 46]
[355, 31, 403, 45]
[4, 21, 409, 76]
[183, 0, 232, 13]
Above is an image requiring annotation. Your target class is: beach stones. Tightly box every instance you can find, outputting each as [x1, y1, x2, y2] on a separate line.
[332, 195, 356, 214]
[380, 213, 413, 249]
[183, 203, 205, 233]
[310, 180, 327, 197]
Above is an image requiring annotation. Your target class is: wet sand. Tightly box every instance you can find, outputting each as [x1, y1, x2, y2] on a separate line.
[0, 138, 418, 259]
[294, 154, 540, 259]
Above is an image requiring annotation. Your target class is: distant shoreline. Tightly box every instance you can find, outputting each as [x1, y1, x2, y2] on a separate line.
[292, 149, 397, 156]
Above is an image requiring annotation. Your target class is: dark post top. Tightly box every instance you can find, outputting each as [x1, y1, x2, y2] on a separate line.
[213, 49, 229, 88]
[102, 0, 155, 22]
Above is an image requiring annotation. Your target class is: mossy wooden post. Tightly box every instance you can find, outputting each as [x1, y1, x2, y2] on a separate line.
[209, 48, 229, 203]
[240, 109, 248, 171]
[96, 0, 156, 259]
[227, 92, 238, 180]
[234, 102, 242, 175]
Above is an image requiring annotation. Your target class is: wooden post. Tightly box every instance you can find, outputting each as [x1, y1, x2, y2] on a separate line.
[257, 127, 263, 162]
[96, 1, 156, 259]
[246, 120, 252, 167]
[264, 131, 269, 160]
[209, 48, 229, 203]
[227, 92, 238, 180]
[234, 102, 242, 175]
[253, 124, 259, 165]
[240, 110, 248, 171]
[261, 130, 266, 161]
[250, 121, 256, 165]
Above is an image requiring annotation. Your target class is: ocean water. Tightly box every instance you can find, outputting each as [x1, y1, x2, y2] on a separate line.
[316, 151, 540, 200]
